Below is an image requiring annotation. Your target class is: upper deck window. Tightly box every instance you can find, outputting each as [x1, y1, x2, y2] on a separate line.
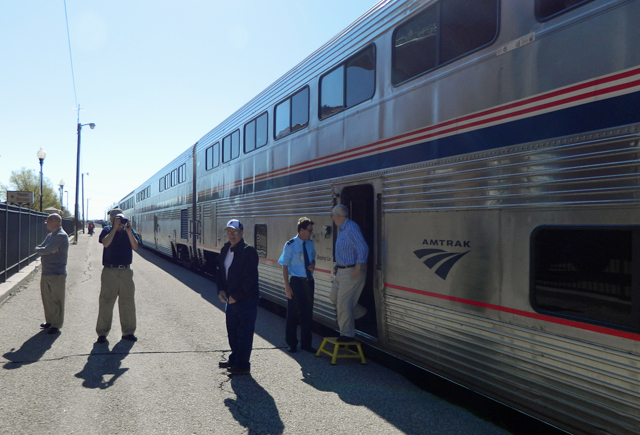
[320, 45, 375, 119]
[245, 112, 268, 152]
[535, 0, 594, 21]
[206, 142, 220, 170]
[275, 87, 309, 140]
[392, 0, 498, 86]
[222, 130, 240, 163]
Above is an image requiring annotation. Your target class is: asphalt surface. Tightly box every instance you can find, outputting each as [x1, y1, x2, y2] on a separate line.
[0, 231, 512, 435]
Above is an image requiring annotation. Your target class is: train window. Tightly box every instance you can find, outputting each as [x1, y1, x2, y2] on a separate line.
[255, 223, 267, 258]
[171, 169, 177, 187]
[392, 0, 498, 86]
[165, 174, 170, 190]
[206, 142, 220, 170]
[320, 45, 375, 120]
[159, 178, 164, 192]
[274, 87, 309, 140]
[535, 0, 594, 21]
[320, 66, 344, 119]
[178, 164, 186, 183]
[346, 47, 375, 108]
[222, 130, 240, 162]
[244, 112, 268, 153]
[531, 227, 640, 332]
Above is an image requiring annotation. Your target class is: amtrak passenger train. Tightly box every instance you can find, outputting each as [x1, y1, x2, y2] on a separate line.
[117, 1, 640, 433]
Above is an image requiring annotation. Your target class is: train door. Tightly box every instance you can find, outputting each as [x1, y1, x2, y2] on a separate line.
[339, 183, 379, 339]
[153, 214, 159, 250]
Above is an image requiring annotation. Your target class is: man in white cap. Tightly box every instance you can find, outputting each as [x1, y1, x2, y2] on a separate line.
[35, 213, 69, 334]
[95, 208, 141, 344]
[216, 219, 260, 375]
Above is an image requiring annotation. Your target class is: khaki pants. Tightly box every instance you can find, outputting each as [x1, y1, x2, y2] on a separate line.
[329, 265, 367, 338]
[41, 274, 66, 329]
[96, 267, 136, 337]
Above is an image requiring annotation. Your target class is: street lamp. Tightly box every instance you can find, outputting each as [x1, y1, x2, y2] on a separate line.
[74, 122, 95, 243]
[37, 148, 46, 212]
[82, 172, 89, 233]
[59, 179, 65, 211]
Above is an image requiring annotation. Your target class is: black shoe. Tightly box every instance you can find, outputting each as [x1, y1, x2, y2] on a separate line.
[301, 346, 317, 353]
[48, 327, 60, 335]
[122, 334, 137, 342]
[40, 323, 51, 329]
[219, 361, 234, 368]
[287, 346, 297, 353]
[336, 336, 354, 343]
[97, 336, 107, 343]
[227, 367, 250, 375]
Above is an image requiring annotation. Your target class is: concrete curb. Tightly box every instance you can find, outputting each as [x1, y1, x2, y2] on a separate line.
[0, 259, 40, 305]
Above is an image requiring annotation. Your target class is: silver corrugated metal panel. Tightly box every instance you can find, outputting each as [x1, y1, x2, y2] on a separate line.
[382, 126, 640, 212]
[385, 295, 640, 435]
[216, 183, 333, 218]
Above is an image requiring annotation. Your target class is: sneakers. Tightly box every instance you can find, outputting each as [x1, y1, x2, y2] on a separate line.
[48, 327, 60, 335]
[122, 334, 138, 342]
[40, 323, 51, 329]
[97, 336, 107, 343]
[227, 367, 251, 375]
[219, 361, 234, 368]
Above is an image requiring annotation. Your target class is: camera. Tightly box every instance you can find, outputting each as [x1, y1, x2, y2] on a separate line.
[119, 217, 129, 225]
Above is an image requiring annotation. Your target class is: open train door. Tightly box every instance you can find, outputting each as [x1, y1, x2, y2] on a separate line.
[153, 214, 159, 250]
[338, 183, 379, 340]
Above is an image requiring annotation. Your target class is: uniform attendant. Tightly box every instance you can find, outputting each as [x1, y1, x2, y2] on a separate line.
[96, 208, 141, 343]
[330, 204, 369, 342]
[279, 217, 316, 353]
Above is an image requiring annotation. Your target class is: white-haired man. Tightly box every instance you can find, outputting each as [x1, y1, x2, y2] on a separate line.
[35, 213, 69, 335]
[330, 204, 369, 342]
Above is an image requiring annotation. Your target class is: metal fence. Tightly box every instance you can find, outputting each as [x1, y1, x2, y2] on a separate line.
[1, 203, 73, 283]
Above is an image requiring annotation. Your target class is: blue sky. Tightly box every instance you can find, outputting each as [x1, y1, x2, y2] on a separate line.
[0, 0, 379, 219]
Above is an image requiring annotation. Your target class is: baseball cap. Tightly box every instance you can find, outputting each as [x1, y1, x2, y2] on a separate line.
[109, 208, 123, 218]
[225, 219, 243, 231]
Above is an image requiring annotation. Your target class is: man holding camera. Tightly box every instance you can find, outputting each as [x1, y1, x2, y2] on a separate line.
[96, 208, 141, 343]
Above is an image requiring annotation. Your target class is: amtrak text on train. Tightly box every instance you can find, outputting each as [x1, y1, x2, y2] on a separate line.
[422, 239, 471, 248]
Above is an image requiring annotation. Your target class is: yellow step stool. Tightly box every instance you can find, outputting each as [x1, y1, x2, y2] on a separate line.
[315, 337, 367, 365]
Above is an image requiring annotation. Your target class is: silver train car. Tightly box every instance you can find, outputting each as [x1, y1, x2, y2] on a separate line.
[118, 1, 640, 433]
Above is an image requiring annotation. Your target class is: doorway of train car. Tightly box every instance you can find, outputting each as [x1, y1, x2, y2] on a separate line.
[153, 214, 159, 250]
[338, 184, 378, 339]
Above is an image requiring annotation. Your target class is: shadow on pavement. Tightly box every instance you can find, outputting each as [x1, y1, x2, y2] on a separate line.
[225, 375, 285, 435]
[74, 339, 135, 389]
[131, 247, 446, 434]
[3, 330, 60, 369]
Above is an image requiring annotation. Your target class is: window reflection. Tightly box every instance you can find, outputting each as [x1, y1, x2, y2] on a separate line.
[256, 113, 268, 148]
[291, 88, 309, 132]
[346, 47, 375, 108]
[320, 66, 344, 119]
[275, 99, 290, 139]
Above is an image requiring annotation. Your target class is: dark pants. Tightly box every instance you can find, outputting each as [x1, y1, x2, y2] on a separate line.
[225, 297, 259, 370]
[286, 277, 315, 349]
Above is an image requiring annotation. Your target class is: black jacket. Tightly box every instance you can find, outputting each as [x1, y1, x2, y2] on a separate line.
[216, 239, 259, 302]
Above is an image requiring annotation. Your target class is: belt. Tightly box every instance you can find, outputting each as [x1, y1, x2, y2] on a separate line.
[104, 264, 130, 269]
[291, 276, 314, 281]
[336, 264, 356, 269]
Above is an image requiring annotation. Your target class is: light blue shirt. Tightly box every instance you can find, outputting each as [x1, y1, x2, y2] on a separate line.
[335, 218, 368, 266]
[278, 235, 316, 278]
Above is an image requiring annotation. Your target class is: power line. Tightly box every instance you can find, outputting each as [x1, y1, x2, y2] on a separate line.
[63, 0, 78, 113]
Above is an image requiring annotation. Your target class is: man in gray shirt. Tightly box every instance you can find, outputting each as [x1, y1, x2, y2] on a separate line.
[35, 213, 69, 334]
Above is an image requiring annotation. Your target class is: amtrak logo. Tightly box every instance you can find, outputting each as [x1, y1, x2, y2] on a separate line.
[414, 239, 471, 280]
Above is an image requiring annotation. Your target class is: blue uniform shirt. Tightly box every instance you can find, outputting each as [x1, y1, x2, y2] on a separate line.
[335, 218, 368, 266]
[278, 235, 316, 278]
